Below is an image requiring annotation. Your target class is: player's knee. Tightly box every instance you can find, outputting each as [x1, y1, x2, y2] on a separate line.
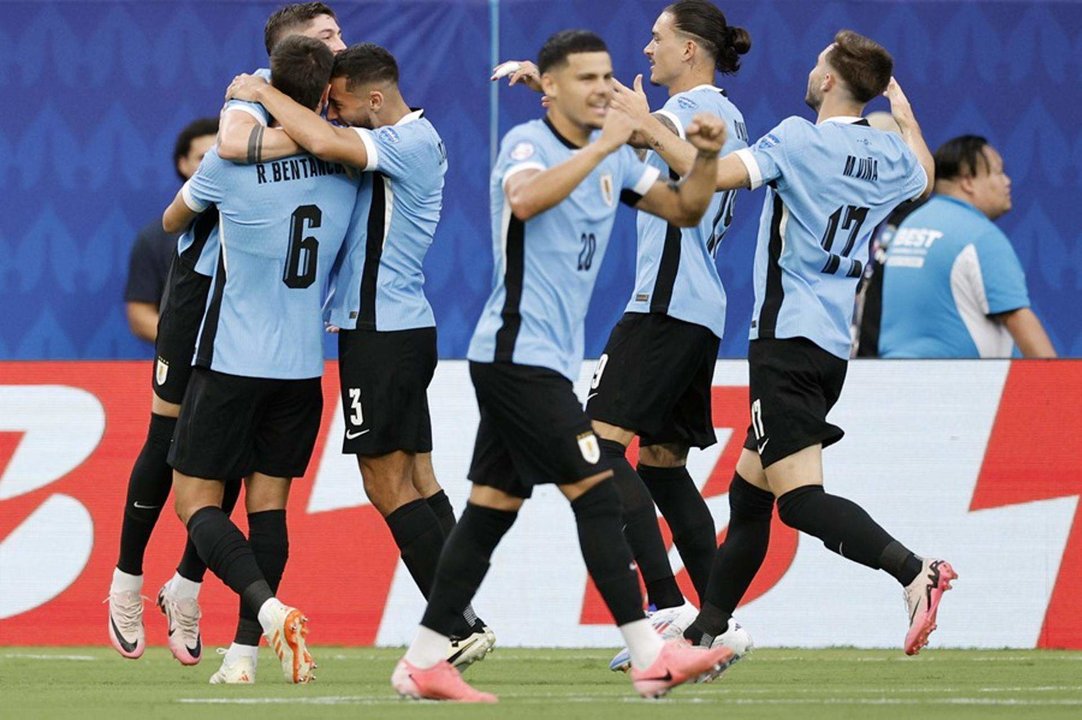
[775, 484, 823, 529]
[639, 443, 688, 467]
[729, 473, 776, 522]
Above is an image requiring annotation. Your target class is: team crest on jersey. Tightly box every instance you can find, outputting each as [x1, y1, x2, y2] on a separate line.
[600, 173, 614, 207]
[757, 133, 781, 150]
[577, 431, 601, 464]
[155, 357, 169, 386]
[378, 127, 400, 144]
[677, 96, 699, 110]
[511, 141, 535, 161]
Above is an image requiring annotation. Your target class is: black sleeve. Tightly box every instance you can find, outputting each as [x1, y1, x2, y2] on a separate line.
[619, 189, 644, 207]
[123, 222, 173, 304]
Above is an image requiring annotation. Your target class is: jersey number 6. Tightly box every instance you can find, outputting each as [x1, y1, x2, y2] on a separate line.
[283, 204, 323, 289]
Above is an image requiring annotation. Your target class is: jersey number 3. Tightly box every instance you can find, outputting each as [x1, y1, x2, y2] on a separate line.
[283, 204, 322, 289]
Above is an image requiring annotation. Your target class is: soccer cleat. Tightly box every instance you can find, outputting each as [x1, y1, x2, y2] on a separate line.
[106, 590, 146, 659]
[263, 605, 315, 683]
[447, 624, 497, 671]
[157, 584, 202, 665]
[629, 638, 734, 699]
[209, 648, 256, 684]
[903, 558, 957, 655]
[697, 618, 754, 682]
[609, 600, 699, 672]
[391, 658, 498, 703]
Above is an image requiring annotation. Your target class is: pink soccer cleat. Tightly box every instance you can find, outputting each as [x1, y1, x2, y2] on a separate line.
[391, 658, 498, 703]
[630, 638, 734, 699]
[903, 558, 957, 655]
[157, 584, 202, 665]
[106, 590, 145, 659]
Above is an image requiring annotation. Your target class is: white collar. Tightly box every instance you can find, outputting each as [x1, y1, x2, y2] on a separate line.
[821, 115, 865, 125]
[396, 109, 424, 126]
[683, 84, 723, 95]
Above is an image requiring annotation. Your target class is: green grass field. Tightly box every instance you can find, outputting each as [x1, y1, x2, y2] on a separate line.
[3, 647, 1081, 719]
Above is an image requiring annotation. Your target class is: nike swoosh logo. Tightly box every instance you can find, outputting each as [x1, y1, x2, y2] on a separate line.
[447, 637, 479, 664]
[188, 636, 202, 658]
[110, 616, 138, 653]
[133, 502, 160, 510]
[345, 429, 370, 440]
[756, 438, 770, 454]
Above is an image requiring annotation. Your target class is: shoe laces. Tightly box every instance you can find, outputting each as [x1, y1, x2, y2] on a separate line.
[167, 596, 202, 639]
[105, 592, 146, 631]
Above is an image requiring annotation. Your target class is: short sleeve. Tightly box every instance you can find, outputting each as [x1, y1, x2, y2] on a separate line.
[221, 67, 273, 125]
[734, 117, 804, 190]
[182, 152, 225, 212]
[495, 126, 551, 189]
[902, 150, 929, 202]
[975, 230, 1030, 315]
[617, 145, 661, 206]
[349, 123, 435, 178]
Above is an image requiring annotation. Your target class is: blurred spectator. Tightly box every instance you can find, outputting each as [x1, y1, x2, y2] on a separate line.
[123, 117, 218, 343]
[877, 135, 1057, 358]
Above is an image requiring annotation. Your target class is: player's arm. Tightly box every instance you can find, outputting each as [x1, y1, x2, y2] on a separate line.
[227, 74, 369, 169]
[505, 110, 635, 221]
[162, 186, 198, 234]
[633, 113, 725, 227]
[126, 302, 158, 343]
[997, 308, 1057, 358]
[216, 104, 303, 164]
[884, 77, 934, 198]
[610, 75, 698, 173]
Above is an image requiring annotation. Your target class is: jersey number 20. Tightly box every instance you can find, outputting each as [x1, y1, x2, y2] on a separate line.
[283, 205, 322, 289]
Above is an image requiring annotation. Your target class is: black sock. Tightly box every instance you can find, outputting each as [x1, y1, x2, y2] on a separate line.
[420, 502, 516, 636]
[776, 485, 920, 585]
[186, 506, 269, 615]
[425, 490, 457, 538]
[177, 476, 242, 582]
[638, 463, 716, 604]
[235, 509, 289, 646]
[116, 414, 176, 575]
[685, 474, 773, 643]
[599, 439, 682, 610]
[571, 480, 645, 626]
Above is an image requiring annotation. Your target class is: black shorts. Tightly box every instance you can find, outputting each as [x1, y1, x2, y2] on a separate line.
[742, 337, 848, 468]
[153, 255, 212, 405]
[468, 362, 609, 499]
[169, 367, 323, 481]
[337, 327, 436, 455]
[586, 313, 719, 449]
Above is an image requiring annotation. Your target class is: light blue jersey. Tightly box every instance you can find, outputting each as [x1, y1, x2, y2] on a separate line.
[181, 148, 359, 379]
[468, 118, 660, 381]
[879, 195, 1029, 358]
[325, 110, 446, 331]
[626, 85, 749, 338]
[222, 67, 273, 126]
[735, 116, 927, 358]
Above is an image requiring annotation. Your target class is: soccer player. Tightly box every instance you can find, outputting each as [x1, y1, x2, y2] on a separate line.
[227, 42, 495, 667]
[494, 1, 756, 669]
[878, 135, 1056, 358]
[391, 29, 732, 703]
[106, 2, 351, 673]
[676, 30, 956, 660]
[162, 35, 358, 685]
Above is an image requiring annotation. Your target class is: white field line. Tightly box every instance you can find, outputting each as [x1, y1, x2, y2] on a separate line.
[1, 653, 96, 661]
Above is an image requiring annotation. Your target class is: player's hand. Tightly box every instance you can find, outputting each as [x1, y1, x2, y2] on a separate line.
[884, 77, 916, 129]
[226, 73, 269, 102]
[325, 324, 341, 334]
[598, 106, 637, 153]
[491, 60, 543, 92]
[611, 74, 651, 123]
[685, 113, 727, 155]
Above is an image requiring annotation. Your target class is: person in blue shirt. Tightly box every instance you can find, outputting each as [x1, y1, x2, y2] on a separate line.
[106, 3, 352, 682]
[879, 135, 1056, 358]
[392, 29, 732, 703]
[161, 35, 358, 686]
[677, 30, 958, 660]
[227, 43, 495, 667]
[493, 1, 755, 666]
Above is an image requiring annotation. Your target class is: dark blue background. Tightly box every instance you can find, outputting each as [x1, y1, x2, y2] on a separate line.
[1, 0, 1078, 359]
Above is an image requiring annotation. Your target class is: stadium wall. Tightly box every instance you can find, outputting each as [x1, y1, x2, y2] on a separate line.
[1, 360, 1079, 650]
[1, 0, 1080, 361]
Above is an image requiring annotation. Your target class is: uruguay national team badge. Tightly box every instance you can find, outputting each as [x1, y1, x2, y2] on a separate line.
[155, 357, 169, 386]
[600, 173, 614, 207]
[511, 141, 535, 161]
[577, 431, 601, 464]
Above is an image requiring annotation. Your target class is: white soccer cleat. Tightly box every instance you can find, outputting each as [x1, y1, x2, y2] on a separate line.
[263, 605, 315, 684]
[903, 558, 957, 655]
[447, 625, 496, 671]
[697, 618, 753, 682]
[157, 584, 202, 666]
[106, 590, 145, 659]
[209, 648, 256, 684]
[609, 600, 699, 672]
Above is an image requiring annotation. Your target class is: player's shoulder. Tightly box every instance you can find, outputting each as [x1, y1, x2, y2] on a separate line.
[755, 115, 811, 150]
[499, 119, 554, 163]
